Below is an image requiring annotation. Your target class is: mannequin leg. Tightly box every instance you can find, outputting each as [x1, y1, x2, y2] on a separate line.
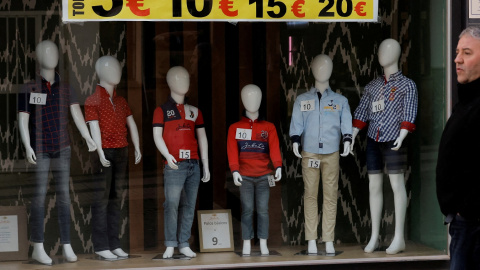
[325, 241, 335, 254]
[386, 173, 407, 254]
[320, 152, 340, 254]
[301, 152, 321, 254]
[242, 240, 251, 255]
[32, 243, 52, 264]
[256, 176, 270, 255]
[307, 240, 317, 254]
[259, 239, 269, 255]
[95, 250, 117, 259]
[163, 247, 174, 259]
[62, 244, 77, 262]
[179, 247, 196, 257]
[364, 173, 383, 253]
[111, 248, 128, 257]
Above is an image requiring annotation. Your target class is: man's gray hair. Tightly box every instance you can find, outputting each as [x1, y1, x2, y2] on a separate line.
[460, 25, 480, 39]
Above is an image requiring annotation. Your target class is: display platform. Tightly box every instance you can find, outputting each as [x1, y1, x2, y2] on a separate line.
[0, 242, 448, 270]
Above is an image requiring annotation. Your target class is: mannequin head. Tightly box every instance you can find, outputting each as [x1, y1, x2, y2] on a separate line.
[36, 40, 59, 70]
[95, 56, 121, 86]
[378, 39, 401, 68]
[311, 54, 333, 83]
[166, 66, 190, 96]
[241, 84, 262, 114]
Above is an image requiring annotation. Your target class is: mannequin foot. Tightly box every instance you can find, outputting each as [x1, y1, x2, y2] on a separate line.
[163, 247, 174, 259]
[62, 244, 77, 262]
[259, 239, 269, 255]
[386, 237, 405, 255]
[111, 248, 128, 257]
[242, 240, 251, 255]
[179, 247, 196, 258]
[307, 240, 317, 254]
[364, 237, 379, 253]
[95, 250, 117, 259]
[325, 241, 335, 254]
[32, 243, 52, 265]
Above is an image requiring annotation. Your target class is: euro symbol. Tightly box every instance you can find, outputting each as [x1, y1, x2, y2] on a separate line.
[354, 1, 367, 16]
[291, 0, 305, 18]
[219, 0, 238, 17]
[126, 0, 150, 16]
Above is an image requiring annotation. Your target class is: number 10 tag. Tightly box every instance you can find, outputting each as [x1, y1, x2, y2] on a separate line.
[179, 149, 191, 159]
[301, 100, 315, 111]
[235, 128, 252, 140]
[308, 159, 321, 169]
[29, 93, 47, 105]
[372, 99, 385, 113]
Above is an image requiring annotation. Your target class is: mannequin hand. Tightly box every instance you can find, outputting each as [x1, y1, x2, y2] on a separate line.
[85, 137, 97, 152]
[391, 129, 408, 151]
[134, 148, 142, 164]
[293, 143, 302, 158]
[98, 150, 111, 167]
[233, 172, 243, 186]
[350, 128, 359, 156]
[166, 154, 178, 169]
[201, 167, 210, 183]
[25, 146, 37, 165]
[274, 167, 282, 181]
[340, 142, 351, 157]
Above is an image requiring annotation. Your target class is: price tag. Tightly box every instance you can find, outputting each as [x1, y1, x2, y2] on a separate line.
[29, 93, 47, 105]
[268, 175, 276, 187]
[235, 128, 252, 140]
[198, 210, 234, 252]
[307, 159, 321, 169]
[179, 149, 191, 159]
[300, 100, 315, 112]
[372, 99, 385, 113]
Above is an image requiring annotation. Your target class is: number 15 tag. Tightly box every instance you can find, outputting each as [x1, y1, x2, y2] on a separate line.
[235, 128, 252, 140]
[29, 93, 47, 105]
[308, 159, 321, 169]
[179, 149, 190, 159]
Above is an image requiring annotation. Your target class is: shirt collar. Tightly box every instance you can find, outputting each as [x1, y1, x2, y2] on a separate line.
[241, 110, 265, 121]
[384, 71, 403, 83]
[167, 95, 188, 105]
[40, 72, 61, 85]
[96, 84, 117, 99]
[310, 87, 332, 97]
[241, 115, 263, 123]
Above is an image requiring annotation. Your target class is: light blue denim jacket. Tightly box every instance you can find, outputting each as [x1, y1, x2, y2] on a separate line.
[289, 87, 353, 154]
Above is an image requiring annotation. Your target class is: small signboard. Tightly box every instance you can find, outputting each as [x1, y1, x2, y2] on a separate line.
[197, 209, 234, 252]
[0, 206, 28, 261]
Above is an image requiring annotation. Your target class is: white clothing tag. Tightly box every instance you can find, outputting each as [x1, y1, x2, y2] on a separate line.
[179, 149, 191, 159]
[29, 93, 47, 105]
[235, 128, 252, 140]
[307, 159, 321, 169]
[300, 100, 315, 111]
[372, 99, 385, 113]
[268, 175, 276, 187]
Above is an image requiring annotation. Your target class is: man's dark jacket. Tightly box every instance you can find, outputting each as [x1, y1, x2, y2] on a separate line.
[437, 78, 480, 220]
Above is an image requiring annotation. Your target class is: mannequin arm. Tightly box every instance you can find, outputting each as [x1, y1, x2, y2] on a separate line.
[126, 115, 141, 164]
[196, 127, 210, 183]
[391, 129, 409, 151]
[153, 127, 178, 169]
[340, 141, 351, 157]
[18, 112, 36, 164]
[70, 104, 96, 152]
[274, 167, 282, 181]
[88, 121, 110, 167]
[293, 142, 302, 158]
[233, 171, 243, 186]
[350, 127, 360, 155]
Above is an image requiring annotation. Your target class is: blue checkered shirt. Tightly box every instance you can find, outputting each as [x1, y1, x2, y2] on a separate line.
[353, 71, 418, 142]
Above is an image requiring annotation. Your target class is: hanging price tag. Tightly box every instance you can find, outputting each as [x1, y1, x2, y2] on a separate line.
[372, 99, 384, 113]
[179, 149, 191, 159]
[235, 128, 252, 140]
[307, 158, 321, 169]
[29, 93, 47, 105]
[268, 175, 276, 187]
[300, 100, 315, 112]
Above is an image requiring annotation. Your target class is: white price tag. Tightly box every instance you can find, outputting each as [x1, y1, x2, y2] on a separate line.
[179, 149, 191, 159]
[29, 93, 47, 105]
[301, 99, 315, 111]
[268, 175, 276, 187]
[308, 159, 321, 169]
[372, 99, 385, 113]
[235, 128, 252, 140]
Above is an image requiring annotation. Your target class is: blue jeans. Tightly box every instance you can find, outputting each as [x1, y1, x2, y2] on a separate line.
[163, 160, 200, 248]
[449, 214, 480, 270]
[239, 175, 270, 240]
[366, 138, 406, 174]
[30, 146, 72, 244]
[91, 147, 128, 252]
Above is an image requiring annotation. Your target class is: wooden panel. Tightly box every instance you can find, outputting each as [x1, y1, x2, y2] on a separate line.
[183, 22, 198, 107]
[238, 22, 253, 115]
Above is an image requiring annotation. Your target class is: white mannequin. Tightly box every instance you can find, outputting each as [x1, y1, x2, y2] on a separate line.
[293, 54, 348, 255]
[89, 56, 141, 259]
[351, 39, 407, 254]
[233, 84, 281, 255]
[153, 66, 210, 258]
[18, 40, 96, 264]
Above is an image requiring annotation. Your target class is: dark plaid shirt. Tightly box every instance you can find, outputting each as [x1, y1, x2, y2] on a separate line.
[18, 73, 78, 153]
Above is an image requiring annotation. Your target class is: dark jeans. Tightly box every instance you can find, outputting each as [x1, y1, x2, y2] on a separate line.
[91, 147, 128, 252]
[30, 146, 71, 244]
[449, 215, 480, 270]
[239, 175, 270, 240]
[366, 138, 407, 174]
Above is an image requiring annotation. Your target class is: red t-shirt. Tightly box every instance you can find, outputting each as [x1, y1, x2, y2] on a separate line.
[152, 97, 204, 161]
[85, 85, 132, 148]
[227, 117, 282, 177]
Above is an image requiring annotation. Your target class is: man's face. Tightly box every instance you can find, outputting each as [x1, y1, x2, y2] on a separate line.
[455, 34, 480, 84]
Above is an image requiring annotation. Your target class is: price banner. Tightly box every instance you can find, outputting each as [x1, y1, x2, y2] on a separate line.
[62, 0, 378, 22]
